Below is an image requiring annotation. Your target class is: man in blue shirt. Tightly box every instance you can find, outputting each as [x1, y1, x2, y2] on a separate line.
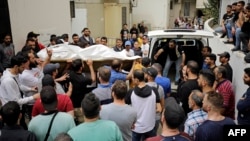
[109, 59, 135, 84]
[152, 63, 171, 98]
[237, 67, 250, 125]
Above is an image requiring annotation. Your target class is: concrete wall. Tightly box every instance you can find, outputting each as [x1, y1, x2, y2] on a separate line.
[75, 0, 130, 39]
[205, 18, 250, 119]
[132, 0, 168, 30]
[8, 0, 72, 52]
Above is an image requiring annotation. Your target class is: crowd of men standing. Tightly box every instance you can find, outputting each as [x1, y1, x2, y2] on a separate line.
[0, 15, 249, 141]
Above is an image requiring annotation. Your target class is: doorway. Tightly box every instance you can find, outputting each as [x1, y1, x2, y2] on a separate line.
[0, 0, 11, 43]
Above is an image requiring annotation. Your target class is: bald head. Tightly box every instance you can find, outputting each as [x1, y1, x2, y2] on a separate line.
[111, 59, 122, 71]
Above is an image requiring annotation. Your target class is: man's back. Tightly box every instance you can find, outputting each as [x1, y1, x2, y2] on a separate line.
[195, 117, 235, 141]
[68, 119, 123, 141]
[127, 85, 157, 133]
[0, 125, 37, 141]
[100, 103, 137, 141]
[28, 112, 75, 141]
[177, 79, 199, 115]
[92, 84, 112, 105]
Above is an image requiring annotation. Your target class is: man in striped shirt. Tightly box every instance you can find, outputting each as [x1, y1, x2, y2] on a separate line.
[214, 66, 235, 119]
[184, 89, 207, 139]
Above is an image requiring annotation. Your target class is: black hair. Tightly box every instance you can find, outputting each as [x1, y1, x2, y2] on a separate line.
[133, 70, 145, 82]
[10, 53, 28, 68]
[186, 60, 199, 74]
[82, 27, 89, 33]
[0, 101, 20, 126]
[227, 5, 232, 9]
[72, 33, 78, 38]
[203, 46, 212, 53]
[244, 67, 250, 77]
[199, 69, 215, 87]
[71, 59, 83, 72]
[81, 93, 100, 119]
[238, 1, 245, 6]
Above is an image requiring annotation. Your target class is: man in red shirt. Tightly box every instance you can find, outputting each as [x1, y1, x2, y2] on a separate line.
[214, 66, 235, 119]
[32, 74, 74, 117]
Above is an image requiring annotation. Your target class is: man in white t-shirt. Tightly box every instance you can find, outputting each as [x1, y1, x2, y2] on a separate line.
[141, 35, 149, 57]
[123, 41, 134, 57]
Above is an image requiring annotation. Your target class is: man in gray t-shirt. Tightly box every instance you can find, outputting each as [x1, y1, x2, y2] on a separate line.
[100, 80, 137, 141]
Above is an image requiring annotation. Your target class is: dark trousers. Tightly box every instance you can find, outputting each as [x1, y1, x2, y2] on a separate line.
[132, 129, 155, 141]
[239, 31, 250, 52]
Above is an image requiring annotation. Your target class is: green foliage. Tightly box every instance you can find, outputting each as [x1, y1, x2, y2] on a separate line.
[203, 0, 219, 25]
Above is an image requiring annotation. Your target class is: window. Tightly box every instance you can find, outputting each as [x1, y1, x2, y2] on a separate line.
[184, 2, 190, 17]
[122, 7, 127, 25]
[170, 0, 173, 10]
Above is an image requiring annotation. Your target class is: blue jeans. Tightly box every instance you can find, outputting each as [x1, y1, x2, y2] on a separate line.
[163, 55, 182, 82]
[235, 27, 241, 49]
[226, 23, 233, 39]
[132, 129, 155, 141]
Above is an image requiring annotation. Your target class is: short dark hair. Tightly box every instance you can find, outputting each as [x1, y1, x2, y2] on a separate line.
[246, 5, 250, 10]
[216, 66, 227, 79]
[61, 34, 69, 40]
[199, 69, 215, 87]
[40, 86, 58, 111]
[141, 57, 151, 67]
[206, 53, 217, 62]
[10, 53, 28, 68]
[81, 93, 100, 119]
[232, 2, 237, 6]
[72, 33, 78, 38]
[101, 36, 108, 41]
[203, 46, 212, 53]
[98, 66, 111, 82]
[82, 28, 89, 32]
[71, 59, 82, 72]
[238, 1, 245, 6]
[206, 91, 224, 109]
[186, 60, 199, 74]
[227, 5, 232, 9]
[169, 39, 176, 44]
[112, 80, 128, 100]
[244, 67, 250, 77]
[0, 101, 20, 126]
[133, 70, 145, 82]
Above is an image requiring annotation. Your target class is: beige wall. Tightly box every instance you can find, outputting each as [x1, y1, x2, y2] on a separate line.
[8, 0, 72, 52]
[132, 0, 168, 30]
[75, 0, 130, 40]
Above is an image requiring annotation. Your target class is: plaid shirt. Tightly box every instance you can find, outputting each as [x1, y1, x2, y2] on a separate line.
[184, 109, 207, 138]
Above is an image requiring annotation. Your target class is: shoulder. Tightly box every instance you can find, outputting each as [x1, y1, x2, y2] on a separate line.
[145, 135, 163, 141]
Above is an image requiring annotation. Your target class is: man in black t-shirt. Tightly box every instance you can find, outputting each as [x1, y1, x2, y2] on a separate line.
[69, 59, 96, 124]
[239, 5, 250, 53]
[154, 40, 186, 84]
[215, 5, 234, 38]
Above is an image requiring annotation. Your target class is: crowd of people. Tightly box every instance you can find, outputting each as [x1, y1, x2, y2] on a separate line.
[0, 3, 249, 140]
[215, 1, 250, 55]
